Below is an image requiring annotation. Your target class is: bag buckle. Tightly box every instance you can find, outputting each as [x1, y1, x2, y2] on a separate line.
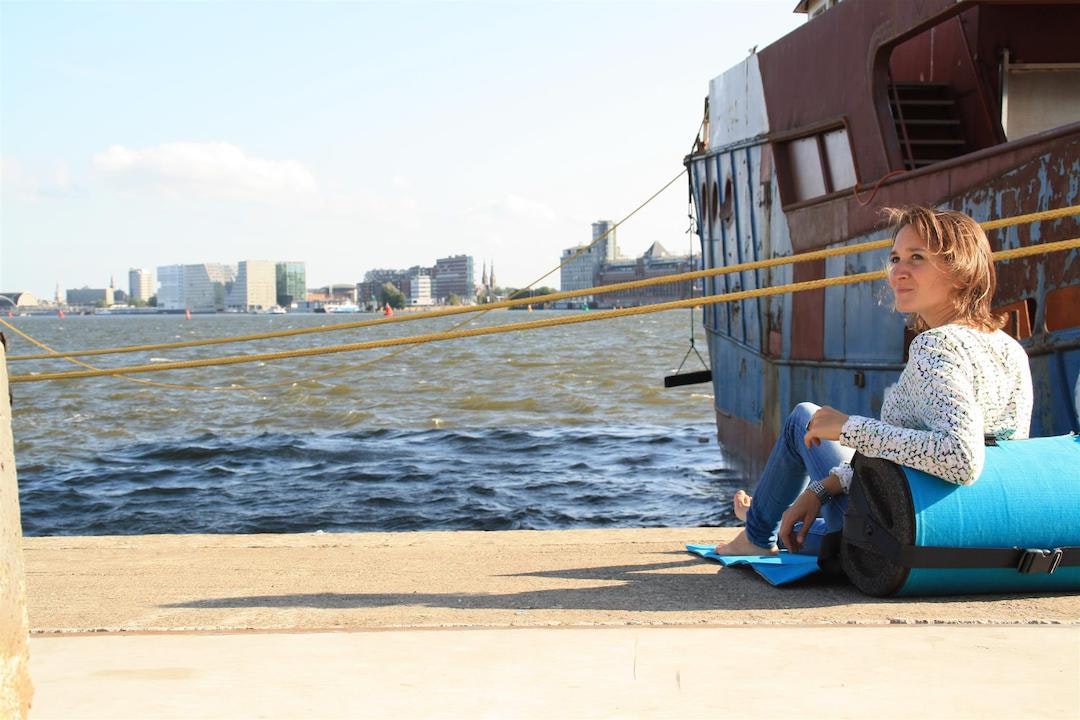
[1017, 548, 1063, 574]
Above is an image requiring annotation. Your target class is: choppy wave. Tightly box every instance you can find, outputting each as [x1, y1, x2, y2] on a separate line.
[18, 425, 742, 536]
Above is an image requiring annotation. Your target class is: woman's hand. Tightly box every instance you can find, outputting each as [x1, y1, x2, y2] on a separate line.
[779, 491, 821, 553]
[804, 406, 849, 447]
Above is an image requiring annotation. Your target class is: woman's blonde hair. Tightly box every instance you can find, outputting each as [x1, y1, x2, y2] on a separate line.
[885, 205, 1004, 333]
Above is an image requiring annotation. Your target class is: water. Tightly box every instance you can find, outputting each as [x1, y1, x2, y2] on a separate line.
[5, 310, 742, 535]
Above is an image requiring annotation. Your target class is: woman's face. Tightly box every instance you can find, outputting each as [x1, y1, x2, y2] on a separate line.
[888, 224, 958, 328]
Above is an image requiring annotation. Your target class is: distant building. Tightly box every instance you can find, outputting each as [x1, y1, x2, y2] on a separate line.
[559, 245, 602, 298]
[66, 287, 114, 307]
[595, 242, 700, 308]
[128, 268, 154, 302]
[309, 284, 357, 304]
[358, 268, 412, 306]
[354, 281, 377, 307]
[156, 265, 184, 309]
[227, 260, 277, 312]
[275, 261, 306, 307]
[0, 292, 40, 308]
[409, 272, 433, 306]
[403, 266, 429, 300]
[478, 260, 502, 302]
[187, 264, 235, 312]
[560, 219, 620, 300]
[157, 263, 236, 312]
[432, 255, 474, 303]
[558, 221, 697, 308]
[329, 283, 358, 302]
[559, 223, 613, 302]
[592, 220, 618, 262]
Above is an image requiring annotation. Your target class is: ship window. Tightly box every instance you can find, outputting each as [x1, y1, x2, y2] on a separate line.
[775, 124, 858, 206]
[1002, 56, 1080, 142]
[821, 129, 857, 190]
[787, 136, 826, 201]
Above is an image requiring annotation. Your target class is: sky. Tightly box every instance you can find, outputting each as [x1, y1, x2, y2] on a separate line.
[1, 0, 804, 299]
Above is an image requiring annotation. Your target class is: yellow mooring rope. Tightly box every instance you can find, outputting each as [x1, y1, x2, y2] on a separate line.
[7, 237, 1078, 384]
[7, 202, 1078, 363]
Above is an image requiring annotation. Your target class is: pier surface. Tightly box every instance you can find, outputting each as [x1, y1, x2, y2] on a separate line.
[23, 528, 1080, 718]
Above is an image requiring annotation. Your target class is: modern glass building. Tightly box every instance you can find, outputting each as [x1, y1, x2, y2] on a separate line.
[275, 261, 306, 307]
[592, 220, 618, 262]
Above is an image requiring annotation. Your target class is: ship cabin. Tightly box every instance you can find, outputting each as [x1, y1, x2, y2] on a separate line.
[685, 0, 1080, 478]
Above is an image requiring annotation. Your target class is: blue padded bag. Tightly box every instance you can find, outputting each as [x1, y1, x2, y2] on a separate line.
[842, 434, 1080, 597]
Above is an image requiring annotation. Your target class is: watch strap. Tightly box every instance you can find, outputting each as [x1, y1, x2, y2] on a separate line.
[808, 480, 831, 504]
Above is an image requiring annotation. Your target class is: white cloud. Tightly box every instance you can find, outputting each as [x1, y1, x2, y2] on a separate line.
[92, 142, 319, 204]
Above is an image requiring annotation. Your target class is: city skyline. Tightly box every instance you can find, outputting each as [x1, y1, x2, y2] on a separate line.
[54, 252, 499, 304]
[1, 2, 803, 300]
[47, 221, 697, 309]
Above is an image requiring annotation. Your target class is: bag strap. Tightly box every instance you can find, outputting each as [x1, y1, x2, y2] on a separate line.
[844, 483, 1080, 574]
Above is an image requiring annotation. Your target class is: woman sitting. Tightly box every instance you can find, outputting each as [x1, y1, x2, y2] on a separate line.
[717, 206, 1034, 556]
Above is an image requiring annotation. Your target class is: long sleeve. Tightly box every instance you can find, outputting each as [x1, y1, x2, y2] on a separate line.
[830, 461, 854, 492]
[837, 331, 986, 486]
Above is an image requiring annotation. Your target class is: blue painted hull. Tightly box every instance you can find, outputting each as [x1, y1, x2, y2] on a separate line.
[687, 139, 1080, 481]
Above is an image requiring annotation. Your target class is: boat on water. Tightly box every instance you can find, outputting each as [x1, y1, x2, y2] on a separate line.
[685, 0, 1080, 479]
[268, 305, 287, 314]
[325, 302, 361, 314]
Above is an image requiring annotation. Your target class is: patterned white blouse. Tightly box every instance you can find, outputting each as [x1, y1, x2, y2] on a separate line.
[831, 324, 1033, 488]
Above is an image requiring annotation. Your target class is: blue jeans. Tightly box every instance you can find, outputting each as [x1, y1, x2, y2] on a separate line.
[743, 402, 855, 549]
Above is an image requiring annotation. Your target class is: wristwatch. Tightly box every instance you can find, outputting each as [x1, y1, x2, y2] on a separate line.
[807, 480, 831, 504]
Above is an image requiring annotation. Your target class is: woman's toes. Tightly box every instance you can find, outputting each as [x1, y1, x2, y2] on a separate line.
[714, 529, 778, 556]
[733, 490, 752, 522]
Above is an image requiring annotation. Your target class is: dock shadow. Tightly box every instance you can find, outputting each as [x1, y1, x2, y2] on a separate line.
[159, 553, 952, 614]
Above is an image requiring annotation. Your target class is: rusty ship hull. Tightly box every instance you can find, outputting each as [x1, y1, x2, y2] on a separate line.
[685, 0, 1080, 480]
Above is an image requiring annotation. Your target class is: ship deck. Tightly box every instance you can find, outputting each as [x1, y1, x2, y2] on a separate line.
[23, 527, 1080, 718]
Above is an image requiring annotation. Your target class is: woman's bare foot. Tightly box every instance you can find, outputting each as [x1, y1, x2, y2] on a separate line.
[733, 490, 752, 522]
[713, 529, 778, 556]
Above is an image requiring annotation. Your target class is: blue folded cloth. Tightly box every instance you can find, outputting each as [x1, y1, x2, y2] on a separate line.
[686, 544, 822, 586]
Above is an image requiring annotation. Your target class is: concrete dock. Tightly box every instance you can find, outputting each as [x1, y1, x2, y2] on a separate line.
[22, 528, 1080, 718]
